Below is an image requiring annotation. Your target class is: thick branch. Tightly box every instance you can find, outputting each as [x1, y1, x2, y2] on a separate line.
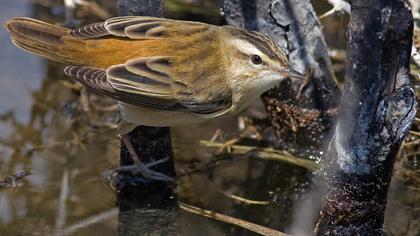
[116, 2, 177, 234]
[222, 0, 340, 150]
[316, 0, 416, 234]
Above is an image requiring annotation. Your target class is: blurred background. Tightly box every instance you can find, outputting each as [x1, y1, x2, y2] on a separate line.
[0, 0, 418, 235]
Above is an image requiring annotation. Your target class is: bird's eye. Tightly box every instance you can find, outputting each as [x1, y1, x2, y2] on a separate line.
[251, 55, 263, 65]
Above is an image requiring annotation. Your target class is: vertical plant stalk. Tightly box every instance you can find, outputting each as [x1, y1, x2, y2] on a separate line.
[116, 2, 177, 234]
[221, 0, 341, 150]
[315, 0, 416, 234]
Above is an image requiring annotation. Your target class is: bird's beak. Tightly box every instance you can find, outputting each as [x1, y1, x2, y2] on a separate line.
[280, 67, 306, 80]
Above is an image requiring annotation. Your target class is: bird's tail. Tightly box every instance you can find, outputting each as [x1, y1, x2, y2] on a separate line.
[4, 17, 83, 64]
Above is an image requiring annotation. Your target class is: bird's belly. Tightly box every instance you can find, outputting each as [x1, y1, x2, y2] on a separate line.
[118, 103, 209, 127]
[118, 89, 260, 128]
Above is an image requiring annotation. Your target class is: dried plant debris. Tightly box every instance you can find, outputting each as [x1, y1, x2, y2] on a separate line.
[179, 202, 289, 236]
[0, 170, 32, 188]
[200, 140, 320, 171]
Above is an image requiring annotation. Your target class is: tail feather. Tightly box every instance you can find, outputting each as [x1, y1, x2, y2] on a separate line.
[4, 17, 79, 63]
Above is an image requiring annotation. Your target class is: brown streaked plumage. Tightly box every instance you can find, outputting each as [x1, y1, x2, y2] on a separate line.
[4, 16, 304, 132]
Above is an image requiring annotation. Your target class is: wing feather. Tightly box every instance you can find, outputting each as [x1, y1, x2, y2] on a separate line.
[125, 57, 172, 83]
[107, 63, 171, 97]
[64, 65, 184, 111]
[64, 63, 232, 115]
[70, 22, 109, 39]
[125, 22, 170, 39]
[64, 66, 113, 94]
[105, 17, 165, 38]
[71, 16, 211, 40]
[65, 17, 232, 115]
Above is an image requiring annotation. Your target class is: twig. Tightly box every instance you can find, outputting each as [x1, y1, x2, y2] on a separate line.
[0, 170, 32, 188]
[55, 169, 70, 231]
[402, 139, 420, 147]
[319, 0, 351, 19]
[79, 87, 90, 113]
[179, 202, 289, 236]
[176, 156, 233, 178]
[409, 130, 420, 136]
[212, 184, 270, 205]
[199, 140, 320, 171]
[52, 208, 118, 236]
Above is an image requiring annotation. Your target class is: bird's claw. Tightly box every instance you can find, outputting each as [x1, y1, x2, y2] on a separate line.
[120, 134, 175, 183]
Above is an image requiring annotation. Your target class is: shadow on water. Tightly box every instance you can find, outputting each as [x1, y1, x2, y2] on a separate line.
[0, 0, 418, 236]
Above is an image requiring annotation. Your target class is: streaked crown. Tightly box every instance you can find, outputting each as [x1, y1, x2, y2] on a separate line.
[223, 26, 288, 66]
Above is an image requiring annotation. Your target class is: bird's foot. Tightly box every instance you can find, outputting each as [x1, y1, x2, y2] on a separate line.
[111, 163, 174, 183]
[120, 135, 175, 183]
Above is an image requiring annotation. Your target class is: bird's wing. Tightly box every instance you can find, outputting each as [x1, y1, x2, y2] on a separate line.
[65, 56, 232, 115]
[70, 16, 209, 40]
[64, 66, 184, 111]
[67, 17, 232, 115]
[70, 22, 109, 39]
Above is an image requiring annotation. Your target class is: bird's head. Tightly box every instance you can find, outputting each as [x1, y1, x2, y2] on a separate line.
[221, 26, 305, 92]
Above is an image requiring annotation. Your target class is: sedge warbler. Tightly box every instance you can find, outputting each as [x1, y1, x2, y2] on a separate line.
[5, 16, 304, 132]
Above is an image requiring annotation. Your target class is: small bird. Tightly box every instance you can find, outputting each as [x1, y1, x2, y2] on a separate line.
[4, 16, 304, 181]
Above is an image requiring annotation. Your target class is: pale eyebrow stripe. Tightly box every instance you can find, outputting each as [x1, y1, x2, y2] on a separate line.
[229, 29, 288, 65]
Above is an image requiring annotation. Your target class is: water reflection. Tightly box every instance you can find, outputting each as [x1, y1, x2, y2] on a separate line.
[0, 0, 44, 131]
[0, 1, 119, 235]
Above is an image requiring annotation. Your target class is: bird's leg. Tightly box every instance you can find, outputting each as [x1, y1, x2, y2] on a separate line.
[120, 134, 175, 182]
